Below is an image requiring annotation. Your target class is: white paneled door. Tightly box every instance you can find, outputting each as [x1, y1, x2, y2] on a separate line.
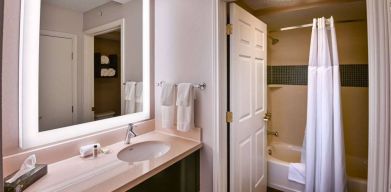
[39, 34, 75, 131]
[229, 4, 267, 192]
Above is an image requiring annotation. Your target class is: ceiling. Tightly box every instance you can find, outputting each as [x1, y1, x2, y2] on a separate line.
[42, 0, 132, 13]
[96, 30, 121, 41]
[239, 0, 323, 10]
[42, 0, 111, 12]
[235, 0, 366, 31]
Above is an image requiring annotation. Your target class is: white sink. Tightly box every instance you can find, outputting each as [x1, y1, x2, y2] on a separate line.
[117, 141, 171, 163]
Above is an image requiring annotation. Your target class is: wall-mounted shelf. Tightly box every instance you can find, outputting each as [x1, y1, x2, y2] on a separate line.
[94, 53, 118, 78]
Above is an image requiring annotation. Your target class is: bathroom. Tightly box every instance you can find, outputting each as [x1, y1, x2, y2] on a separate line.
[0, 0, 390, 192]
[258, 0, 368, 191]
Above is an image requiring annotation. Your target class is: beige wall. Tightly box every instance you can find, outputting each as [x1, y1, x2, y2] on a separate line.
[94, 37, 122, 116]
[155, 0, 214, 190]
[267, 22, 369, 164]
[269, 22, 368, 65]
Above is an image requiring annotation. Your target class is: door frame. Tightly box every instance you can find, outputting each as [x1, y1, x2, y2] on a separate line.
[40, 30, 78, 124]
[212, 0, 391, 192]
[83, 19, 125, 122]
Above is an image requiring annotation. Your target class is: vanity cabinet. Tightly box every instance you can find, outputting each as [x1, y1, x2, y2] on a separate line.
[128, 151, 200, 192]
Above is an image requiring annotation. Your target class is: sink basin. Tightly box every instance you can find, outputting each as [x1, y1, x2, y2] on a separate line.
[117, 141, 171, 163]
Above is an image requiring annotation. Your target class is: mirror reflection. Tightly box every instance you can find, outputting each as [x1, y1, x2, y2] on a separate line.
[39, 0, 143, 132]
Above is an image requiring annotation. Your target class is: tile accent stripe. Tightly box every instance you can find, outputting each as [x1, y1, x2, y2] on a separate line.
[267, 64, 368, 87]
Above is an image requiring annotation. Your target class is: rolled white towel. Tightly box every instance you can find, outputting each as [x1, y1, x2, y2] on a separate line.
[100, 68, 107, 77]
[80, 143, 101, 158]
[108, 68, 116, 77]
[101, 55, 110, 64]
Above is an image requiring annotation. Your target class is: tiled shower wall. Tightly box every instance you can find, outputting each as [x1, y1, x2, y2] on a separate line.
[267, 21, 368, 179]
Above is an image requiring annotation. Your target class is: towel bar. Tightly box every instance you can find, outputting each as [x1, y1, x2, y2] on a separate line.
[156, 81, 206, 90]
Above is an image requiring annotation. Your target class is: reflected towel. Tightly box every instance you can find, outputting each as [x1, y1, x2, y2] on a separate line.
[288, 163, 306, 184]
[101, 55, 110, 64]
[135, 82, 143, 112]
[125, 82, 136, 114]
[107, 68, 116, 77]
[176, 83, 195, 132]
[161, 82, 176, 128]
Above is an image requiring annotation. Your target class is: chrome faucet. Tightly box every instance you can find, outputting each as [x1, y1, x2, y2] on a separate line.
[125, 123, 137, 144]
[267, 130, 279, 137]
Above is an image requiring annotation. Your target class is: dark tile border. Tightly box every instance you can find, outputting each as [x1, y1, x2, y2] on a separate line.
[267, 64, 368, 87]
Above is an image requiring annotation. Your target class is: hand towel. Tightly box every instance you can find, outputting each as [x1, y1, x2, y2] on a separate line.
[101, 55, 110, 64]
[161, 82, 175, 106]
[161, 82, 176, 128]
[288, 163, 306, 184]
[124, 81, 136, 114]
[135, 82, 143, 112]
[176, 83, 195, 132]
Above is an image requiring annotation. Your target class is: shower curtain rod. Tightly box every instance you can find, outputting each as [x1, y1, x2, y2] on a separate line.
[270, 18, 366, 32]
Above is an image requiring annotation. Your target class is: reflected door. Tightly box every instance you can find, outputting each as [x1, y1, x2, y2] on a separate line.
[39, 34, 74, 131]
[229, 3, 268, 192]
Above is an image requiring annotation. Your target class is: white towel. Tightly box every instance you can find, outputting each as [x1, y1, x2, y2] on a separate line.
[288, 163, 306, 184]
[161, 83, 176, 129]
[101, 68, 108, 76]
[176, 83, 195, 132]
[135, 82, 143, 112]
[79, 143, 101, 158]
[101, 55, 110, 64]
[161, 82, 175, 106]
[124, 82, 136, 114]
[107, 68, 116, 77]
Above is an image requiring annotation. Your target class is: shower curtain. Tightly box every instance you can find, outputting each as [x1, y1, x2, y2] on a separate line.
[302, 17, 346, 192]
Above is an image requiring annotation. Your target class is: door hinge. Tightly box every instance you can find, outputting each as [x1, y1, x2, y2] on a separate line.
[91, 107, 95, 112]
[226, 111, 233, 123]
[72, 106, 74, 113]
[226, 24, 233, 35]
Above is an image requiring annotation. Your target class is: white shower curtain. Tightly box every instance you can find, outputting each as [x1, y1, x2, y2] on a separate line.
[302, 17, 346, 192]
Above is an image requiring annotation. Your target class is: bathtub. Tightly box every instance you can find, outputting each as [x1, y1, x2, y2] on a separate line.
[267, 142, 367, 192]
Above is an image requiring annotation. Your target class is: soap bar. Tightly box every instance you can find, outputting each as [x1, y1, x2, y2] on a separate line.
[4, 164, 48, 192]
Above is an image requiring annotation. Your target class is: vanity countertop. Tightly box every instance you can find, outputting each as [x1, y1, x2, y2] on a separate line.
[24, 131, 202, 192]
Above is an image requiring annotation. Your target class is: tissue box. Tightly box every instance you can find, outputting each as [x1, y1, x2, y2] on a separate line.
[4, 164, 47, 192]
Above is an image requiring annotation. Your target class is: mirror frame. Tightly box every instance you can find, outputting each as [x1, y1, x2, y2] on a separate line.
[19, 0, 151, 149]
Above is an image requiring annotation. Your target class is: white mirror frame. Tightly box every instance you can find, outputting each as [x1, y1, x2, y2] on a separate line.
[19, 0, 151, 149]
